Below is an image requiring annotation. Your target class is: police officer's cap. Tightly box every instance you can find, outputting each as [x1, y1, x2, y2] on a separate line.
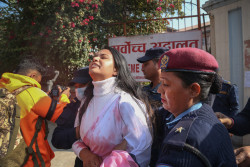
[159, 48, 218, 74]
[137, 47, 169, 63]
[68, 67, 92, 86]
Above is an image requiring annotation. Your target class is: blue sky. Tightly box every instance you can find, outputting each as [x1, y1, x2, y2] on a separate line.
[169, 0, 210, 30]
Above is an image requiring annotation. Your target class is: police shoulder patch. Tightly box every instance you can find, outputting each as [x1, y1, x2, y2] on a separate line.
[223, 80, 231, 85]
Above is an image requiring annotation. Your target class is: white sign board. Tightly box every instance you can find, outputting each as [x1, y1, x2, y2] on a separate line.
[108, 30, 202, 82]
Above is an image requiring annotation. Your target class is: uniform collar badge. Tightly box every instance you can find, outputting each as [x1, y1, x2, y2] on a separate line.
[160, 55, 169, 70]
[175, 127, 185, 133]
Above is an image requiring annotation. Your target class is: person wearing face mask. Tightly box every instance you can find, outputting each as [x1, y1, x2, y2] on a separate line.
[75, 86, 87, 101]
[51, 67, 92, 167]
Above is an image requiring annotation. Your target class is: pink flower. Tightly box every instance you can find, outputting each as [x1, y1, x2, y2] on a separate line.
[72, 2, 80, 7]
[170, 4, 174, 8]
[92, 4, 98, 9]
[71, 22, 75, 28]
[93, 38, 97, 41]
[47, 29, 52, 34]
[89, 16, 94, 20]
[79, 0, 85, 3]
[81, 18, 90, 25]
[31, 21, 36, 25]
[156, 7, 162, 11]
[86, 6, 89, 10]
[78, 40, 82, 43]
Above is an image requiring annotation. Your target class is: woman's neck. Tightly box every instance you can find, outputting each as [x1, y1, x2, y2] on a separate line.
[92, 77, 116, 96]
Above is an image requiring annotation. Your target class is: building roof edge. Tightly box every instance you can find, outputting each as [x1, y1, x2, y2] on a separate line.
[202, 0, 240, 12]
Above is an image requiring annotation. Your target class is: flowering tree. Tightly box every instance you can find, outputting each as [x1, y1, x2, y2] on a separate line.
[0, 0, 183, 84]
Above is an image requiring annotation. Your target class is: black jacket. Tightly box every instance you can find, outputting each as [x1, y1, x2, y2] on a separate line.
[51, 98, 83, 167]
[157, 104, 237, 167]
[229, 98, 250, 136]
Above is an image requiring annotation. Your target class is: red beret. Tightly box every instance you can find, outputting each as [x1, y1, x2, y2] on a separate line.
[159, 48, 218, 73]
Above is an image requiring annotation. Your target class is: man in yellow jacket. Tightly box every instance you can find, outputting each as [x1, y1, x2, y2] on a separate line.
[0, 59, 70, 167]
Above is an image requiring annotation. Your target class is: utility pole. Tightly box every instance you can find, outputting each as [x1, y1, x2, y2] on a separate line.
[123, 0, 127, 36]
[197, 0, 201, 30]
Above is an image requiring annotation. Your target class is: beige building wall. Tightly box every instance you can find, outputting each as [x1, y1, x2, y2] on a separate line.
[205, 0, 250, 146]
[207, 0, 250, 106]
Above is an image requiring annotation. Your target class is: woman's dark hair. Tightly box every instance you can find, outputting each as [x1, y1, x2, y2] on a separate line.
[78, 47, 153, 131]
[78, 82, 94, 123]
[174, 71, 222, 102]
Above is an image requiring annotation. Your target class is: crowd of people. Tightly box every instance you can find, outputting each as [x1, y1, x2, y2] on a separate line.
[0, 46, 249, 167]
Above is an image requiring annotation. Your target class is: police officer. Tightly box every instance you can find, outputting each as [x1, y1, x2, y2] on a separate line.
[216, 98, 250, 167]
[137, 47, 170, 167]
[52, 67, 92, 167]
[137, 47, 168, 102]
[156, 48, 237, 167]
[212, 78, 240, 117]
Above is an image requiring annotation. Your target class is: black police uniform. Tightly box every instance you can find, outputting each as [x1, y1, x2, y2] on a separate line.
[142, 82, 172, 167]
[142, 82, 161, 102]
[229, 98, 250, 136]
[52, 98, 83, 167]
[150, 107, 171, 167]
[212, 79, 240, 117]
[157, 103, 237, 167]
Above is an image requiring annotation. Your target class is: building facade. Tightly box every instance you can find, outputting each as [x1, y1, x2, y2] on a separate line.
[203, 0, 250, 146]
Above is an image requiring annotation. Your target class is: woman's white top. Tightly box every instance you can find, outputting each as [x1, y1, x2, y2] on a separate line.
[72, 77, 152, 167]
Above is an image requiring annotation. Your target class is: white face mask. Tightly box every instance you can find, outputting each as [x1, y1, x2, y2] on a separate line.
[75, 87, 87, 101]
